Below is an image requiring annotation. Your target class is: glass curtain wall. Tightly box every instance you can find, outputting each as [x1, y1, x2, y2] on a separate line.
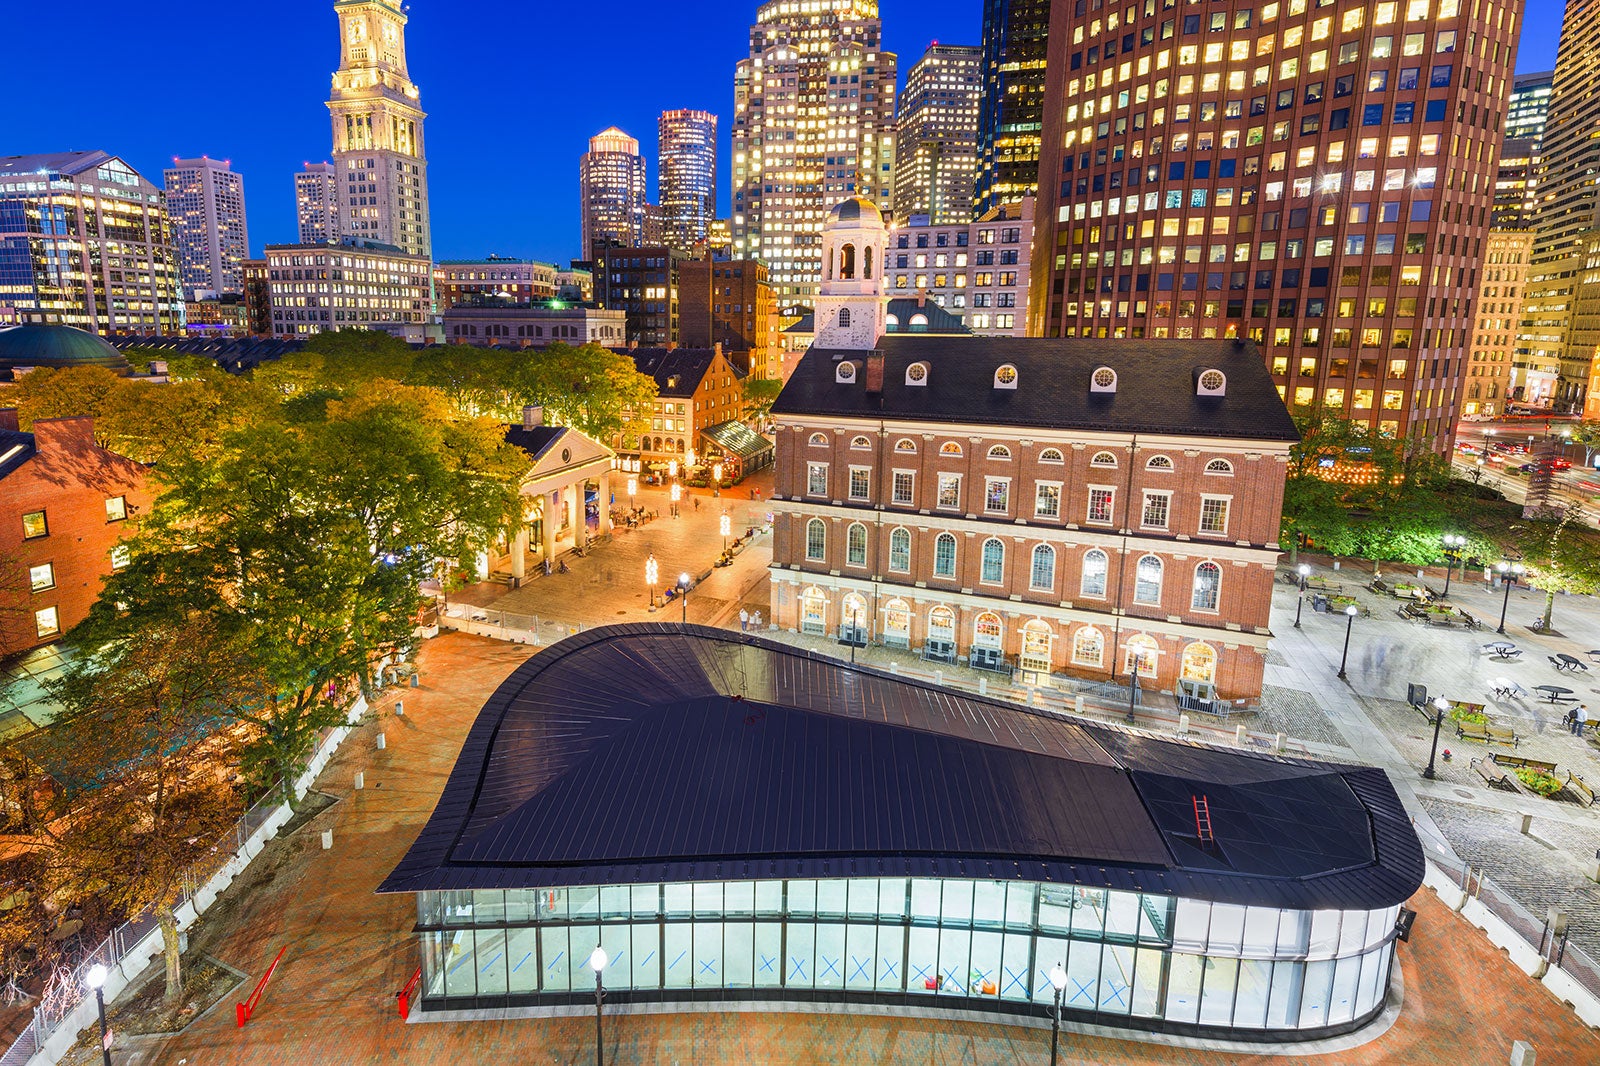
[415, 878, 1398, 1037]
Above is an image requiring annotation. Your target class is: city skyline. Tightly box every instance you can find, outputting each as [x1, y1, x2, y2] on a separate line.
[5, 0, 1555, 266]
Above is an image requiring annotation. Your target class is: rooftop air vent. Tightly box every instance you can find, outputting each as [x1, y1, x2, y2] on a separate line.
[1090, 365, 1118, 394]
[1196, 368, 1227, 397]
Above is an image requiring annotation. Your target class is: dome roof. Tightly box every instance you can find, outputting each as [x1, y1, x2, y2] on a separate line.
[827, 197, 884, 226]
[0, 325, 129, 373]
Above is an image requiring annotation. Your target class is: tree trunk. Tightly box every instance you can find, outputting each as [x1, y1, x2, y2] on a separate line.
[1543, 588, 1556, 630]
[158, 906, 182, 1009]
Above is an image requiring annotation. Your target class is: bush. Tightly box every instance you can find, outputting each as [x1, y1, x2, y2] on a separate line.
[1513, 767, 1563, 796]
[1447, 706, 1488, 725]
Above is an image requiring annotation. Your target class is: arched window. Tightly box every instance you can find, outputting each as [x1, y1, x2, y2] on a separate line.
[933, 532, 957, 577]
[928, 605, 956, 641]
[1125, 634, 1160, 677]
[894, 438, 918, 453]
[1181, 642, 1218, 684]
[987, 444, 1012, 460]
[805, 518, 826, 561]
[839, 307, 852, 328]
[980, 538, 1005, 583]
[846, 522, 868, 566]
[910, 313, 929, 332]
[808, 432, 828, 447]
[1020, 620, 1054, 672]
[1090, 450, 1118, 468]
[840, 243, 856, 279]
[885, 313, 900, 332]
[1145, 455, 1174, 470]
[905, 362, 929, 386]
[883, 598, 911, 644]
[1039, 448, 1065, 464]
[850, 435, 872, 449]
[1192, 561, 1222, 611]
[1081, 548, 1109, 597]
[1205, 458, 1235, 475]
[1072, 626, 1105, 666]
[1030, 544, 1056, 590]
[1134, 555, 1164, 604]
[841, 592, 867, 630]
[801, 586, 827, 635]
[939, 441, 963, 457]
[889, 528, 911, 572]
[993, 364, 1018, 389]
[863, 247, 873, 278]
[974, 611, 1004, 649]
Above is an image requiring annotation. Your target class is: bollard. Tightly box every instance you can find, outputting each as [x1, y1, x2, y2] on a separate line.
[978, 678, 988, 696]
[1332, 560, 1341, 570]
[376, 732, 386, 750]
[1510, 1040, 1536, 1066]
[394, 701, 404, 717]
[410, 673, 420, 688]
[1178, 714, 1190, 735]
[889, 661, 899, 674]
[1236, 724, 1248, 746]
[321, 829, 333, 850]
[1274, 732, 1286, 753]
[1520, 812, 1534, 836]
[354, 771, 365, 790]
[1074, 695, 1084, 714]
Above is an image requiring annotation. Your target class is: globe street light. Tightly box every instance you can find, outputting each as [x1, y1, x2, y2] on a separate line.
[1496, 559, 1526, 634]
[85, 963, 111, 1066]
[645, 554, 658, 611]
[626, 477, 637, 512]
[720, 513, 731, 550]
[1293, 563, 1311, 629]
[668, 459, 679, 478]
[678, 573, 692, 623]
[1048, 963, 1069, 1066]
[1440, 533, 1466, 598]
[713, 462, 724, 486]
[588, 946, 607, 1066]
[1423, 695, 1450, 780]
[1336, 603, 1359, 681]
[669, 482, 682, 517]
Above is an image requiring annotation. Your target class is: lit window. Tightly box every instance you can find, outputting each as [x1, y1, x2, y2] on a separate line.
[1134, 555, 1164, 604]
[805, 519, 826, 561]
[889, 528, 911, 572]
[1087, 487, 1115, 524]
[1199, 496, 1231, 534]
[34, 606, 60, 639]
[933, 533, 957, 577]
[846, 523, 868, 566]
[936, 473, 962, 510]
[1030, 545, 1056, 590]
[21, 511, 47, 539]
[848, 468, 870, 500]
[1072, 626, 1105, 666]
[807, 463, 828, 496]
[985, 479, 1010, 513]
[1035, 483, 1061, 518]
[1081, 549, 1109, 597]
[28, 563, 55, 592]
[1192, 562, 1222, 611]
[1142, 492, 1171, 529]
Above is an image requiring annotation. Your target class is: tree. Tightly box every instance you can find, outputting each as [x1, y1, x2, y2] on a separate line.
[10, 366, 126, 442]
[741, 376, 784, 424]
[300, 328, 417, 388]
[1565, 421, 1600, 469]
[409, 346, 522, 420]
[515, 343, 658, 442]
[1517, 509, 1600, 629]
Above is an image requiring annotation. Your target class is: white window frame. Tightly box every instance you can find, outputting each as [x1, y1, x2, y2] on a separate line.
[808, 432, 828, 447]
[807, 462, 829, 497]
[1029, 544, 1056, 590]
[805, 518, 827, 561]
[1090, 450, 1119, 469]
[1199, 494, 1232, 536]
[846, 522, 868, 567]
[891, 469, 915, 505]
[1080, 548, 1109, 598]
[34, 606, 60, 638]
[1034, 481, 1062, 519]
[1134, 554, 1164, 604]
[1141, 490, 1172, 531]
[1072, 626, 1105, 666]
[888, 527, 912, 572]
[1125, 637, 1161, 678]
[1087, 485, 1116, 525]
[848, 466, 871, 501]
[1203, 457, 1235, 476]
[105, 496, 128, 522]
[980, 538, 1006, 585]
[1192, 561, 1222, 612]
[984, 477, 1011, 514]
[1039, 448, 1065, 464]
[28, 563, 55, 592]
[850, 435, 873, 450]
[936, 473, 963, 511]
[933, 532, 958, 577]
[987, 444, 1012, 460]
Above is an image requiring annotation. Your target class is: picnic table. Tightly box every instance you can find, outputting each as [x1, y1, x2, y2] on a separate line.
[1552, 654, 1589, 673]
[1490, 678, 1529, 701]
[1482, 641, 1522, 661]
[1589, 650, 1600, 665]
[1533, 684, 1577, 704]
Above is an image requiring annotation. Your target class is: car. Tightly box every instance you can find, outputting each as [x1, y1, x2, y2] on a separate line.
[1517, 462, 1538, 473]
[1462, 413, 1495, 422]
[1550, 457, 1572, 470]
[1457, 442, 1480, 455]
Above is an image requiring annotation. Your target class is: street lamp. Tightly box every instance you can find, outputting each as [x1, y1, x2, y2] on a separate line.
[720, 513, 731, 550]
[588, 946, 607, 1066]
[670, 482, 682, 517]
[1422, 695, 1450, 780]
[678, 572, 692, 624]
[1336, 603, 1359, 680]
[1495, 559, 1526, 634]
[626, 477, 637, 512]
[1293, 563, 1311, 629]
[1125, 660, 1142, 723]
[1048, 963, 1069, 1066]
[668, 459, 679, 478]
[85, 963, 111, 1066]
[645, 554, 658, 610]
[1440, 533, 1466, 598]
[713, 462, 724, 485]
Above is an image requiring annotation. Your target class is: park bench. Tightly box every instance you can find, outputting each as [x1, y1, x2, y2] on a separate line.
[1455, 720, 1491, 743]
[1491, 752, 1559, 776]
[1559, 772, 1596, 808]
[1486, 723, 1520, 748]
[1472, 757, 1522, 793]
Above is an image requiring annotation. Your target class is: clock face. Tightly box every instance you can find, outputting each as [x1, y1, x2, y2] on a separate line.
[347, 17, 365, 39]
[383, 22, 397, 43]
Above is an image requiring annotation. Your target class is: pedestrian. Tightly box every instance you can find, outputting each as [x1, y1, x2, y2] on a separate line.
[694, 497, 700, 512]
[1576, 704, 1591, 737]
[740, 608, 749, 632]
[752, 610, 762, 630]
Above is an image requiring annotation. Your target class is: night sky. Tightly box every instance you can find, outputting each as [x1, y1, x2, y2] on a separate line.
[4, 0, 1561, 263]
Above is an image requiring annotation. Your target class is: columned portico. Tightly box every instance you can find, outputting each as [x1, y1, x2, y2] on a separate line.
[500, 408, 615, 579]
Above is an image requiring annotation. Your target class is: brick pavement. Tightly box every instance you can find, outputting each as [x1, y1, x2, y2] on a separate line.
[78, 631, 1600, 1066]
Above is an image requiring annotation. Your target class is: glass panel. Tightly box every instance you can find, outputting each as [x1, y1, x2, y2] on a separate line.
[662, 923, 693, 989]
[600, 886, 630, 918]
[1164, 953, 1203, 1022]
[568, 925, 600, 990]
[1000, 932, 1034, 1002]
[539, 926, 569, 992]
[1131, 947, 1165, 1017]
[506, 927, 539, 994]
[1366, 906, 1396, 949]
[694, 882, 723, 916]
[632, 923, 660, 989]
[910, 879, 942, 922]
[1173, 899, 1210, 950]
[1327, 954, 1362, 1024]
[789, 880, 818, 917]
[816, 923, 847, 990]
[942, 881, 974, 925]
[693, 920, 724, 988]
[1266, 958, 1303, 1028]
[1064, 938, 1102, 1012]
[1208, 904, 1246, 952]
[474, 890, 507, 924]
[1005, 883, 1036, 929]
[877, 925, 907, 991]
[846, 922, 878, 991]
[1099, 944, 1135, 1014]
[475, 927, 508, 997]
[1104, 891, 1140, 940]
[1279, 910, 1310, 954]
[1199, 957, 1238, 1025]
[569, 887, 600, 921]
[847, 880, 877, 918]
[908, 925, 941, 993]
[877, 879, 908, 920]
[1139, 895, 1172, 943]
[724, 882, 755, 916]
[1038, 885, 1074, 932]
[442, 889, 477, 925]
[444, 928, 478, 997]
[1308, 911, 1341, 957]
[755, 880, 784, 916]
[423, 930, 445, 996]
[785, 922, 815, 989]
[973, 882, 1005, 928]
[1242, 907, 1280, 955]
[816, 879, 848, 917]
[504, 889, 536, 923]
[1234, 959, 1273, 1027]
[1337, 909, 1367, 955]
[754, 922, 783, 987]
[1298, 959, 1335, 1028]
[631, 884, 660, 918]
[664, 883, 693, 917]
[938, 928, 972, 993]
[1071, 888, 1106, 938]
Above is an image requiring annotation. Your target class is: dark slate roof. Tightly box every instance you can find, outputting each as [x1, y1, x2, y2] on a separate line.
[0, 326, 129, 372]
[829, 197, 880, 223]
[379, 626, 1423, 910]
[884, 298, 972, 335]
[622, 347, 721, 398]
[108, 335, 305, 373]
[0, 429, 36, 481]
[771, 336, 1300, 442]
[504, 424, 566, 462]
[701, 420, 773, 460]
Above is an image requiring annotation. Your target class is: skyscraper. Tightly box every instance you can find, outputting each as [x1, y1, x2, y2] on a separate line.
[975, 0, 1051, 217]
[658, 109, 718, 255]
[163, 157, 250, 300]
[326, 0, 431, 259]
[1032, 0, 1514, 451]
[580, 127, 648, 257]
[894, 43, 982, 224]
[1493, 72, 1550, 229]
[295, 162, 341, 244]
[731, 0, 897, 309]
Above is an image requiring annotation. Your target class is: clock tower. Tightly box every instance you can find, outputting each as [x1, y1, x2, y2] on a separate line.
[327, 0, 431, 258]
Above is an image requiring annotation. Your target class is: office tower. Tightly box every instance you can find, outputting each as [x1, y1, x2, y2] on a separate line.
[1032, 0, 1515, 450]
[327, 0, 431, 258]
[163, 157, 250, 300]
[1494, 72, 1551, 228]
[593, 245, 683, 346]
[731, 0, 897, 308]
[882, 196, 1034, 336]
[296, 162, 341, 244]
[658, 109, 718, 255]
[0, 151, 182, 335]
[1506, 69, 1552, 143]
[1463, 229, 1534, 417]
[580, 127, 649, 257]
[975, 0, 1051, 217]
[894, 43, 982, 224]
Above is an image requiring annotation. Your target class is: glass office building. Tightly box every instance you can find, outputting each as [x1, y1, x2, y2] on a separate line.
[385, 627, 1423, 1040]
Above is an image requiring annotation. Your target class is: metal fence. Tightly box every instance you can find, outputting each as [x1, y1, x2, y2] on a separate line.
[437, 602, 586, 647]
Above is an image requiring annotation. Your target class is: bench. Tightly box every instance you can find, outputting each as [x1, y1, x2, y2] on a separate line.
[1455, 720, 1491, 743]
[1560, 772, 1596, 808]
[1472, 756, 1522, 793]
[1491, 752, 1559, 776]
[1486, 723, 1520, 748]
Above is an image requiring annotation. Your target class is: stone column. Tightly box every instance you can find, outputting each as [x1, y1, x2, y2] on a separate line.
[542, 493, 557, 561]
[510, 528, 528, 580]
[573, 482, 589, 552]
[598, 472, 613, 535]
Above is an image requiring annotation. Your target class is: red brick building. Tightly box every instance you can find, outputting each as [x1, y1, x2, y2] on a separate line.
[0, 411, 150, 656]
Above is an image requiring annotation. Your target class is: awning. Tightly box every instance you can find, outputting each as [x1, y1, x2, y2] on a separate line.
[700, 420, 774, 461]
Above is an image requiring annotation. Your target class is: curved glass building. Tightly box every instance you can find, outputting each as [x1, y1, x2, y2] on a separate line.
[381, 626, 1423, 1040]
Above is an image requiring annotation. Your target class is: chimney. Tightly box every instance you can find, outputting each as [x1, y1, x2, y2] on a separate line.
[522, 405, 544, 429]
[916, 288, 928, 308]
[30, 416, 96, 455]
[0, 408, 17, 433]
[865, 352, 886, 395]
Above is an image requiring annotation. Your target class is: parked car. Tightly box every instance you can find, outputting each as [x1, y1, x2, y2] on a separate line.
[1550, 457, 1572, 470]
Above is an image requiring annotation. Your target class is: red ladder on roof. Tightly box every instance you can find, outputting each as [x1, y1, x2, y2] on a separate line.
[1192, 795, 1215, 844]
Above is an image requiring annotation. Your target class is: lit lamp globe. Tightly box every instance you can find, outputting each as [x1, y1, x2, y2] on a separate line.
[713, 462, 724, 483]
[85, 964, 108, 990]
[1048, 964, 1067, 992]
[589, 946, 607, 973]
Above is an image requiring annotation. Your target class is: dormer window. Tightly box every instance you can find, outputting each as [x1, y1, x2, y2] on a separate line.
[835, 361, 856, 384]
[993, 364, 1018, 389]
[1196, 368, 1227, 396]
[905, 361, 929, 386]
[885, 313, 900, 332]
[909, 313, 929, 332]
[1090, 366, 1118, 393]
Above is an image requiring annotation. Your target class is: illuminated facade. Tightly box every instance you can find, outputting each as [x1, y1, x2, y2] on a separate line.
[580, 127, 649, 257]
[894, 44, 983, 225]
[0, 151, 183, 335]
[882, 196, 1034, 336]
[326, 0, 431, 259]
[262, 236, 430, 339]
[658, 110, 719, 255]
[1464, 229, 1533, 416]
[732, 0, 898, 308]
[295, 162, 341, 244]
[975, 0, 1051, 216]
[594, 245, 683, 346]
[162, 157, 250, 300]
[433, 257, 558, 310]
[1032, 0, 1516, 451]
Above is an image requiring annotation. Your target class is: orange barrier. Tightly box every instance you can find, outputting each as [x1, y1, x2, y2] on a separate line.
[236, 946, 287, 1027]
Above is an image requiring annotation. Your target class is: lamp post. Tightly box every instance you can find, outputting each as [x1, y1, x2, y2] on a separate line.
[679, 572, 691, 624]
[1422, 695, 1449, 779]
[626, 477, 637, 513]
[668, 459, 679, 478]
[1048, 963, 1069, 1066]
[1336, 603, 1359, 680]
[670, 482, 682, 517]
[1125, 661, 1142, 723]
[1496, 559, 1526, 634]
[85, 963, 111, 1066]
[588, 946, 607, 1066]
[720, 513, 731, 550]
[1440, 533, 1466, 598]
[1293, 563, 1311, 628]
[645, 554, 658, 611]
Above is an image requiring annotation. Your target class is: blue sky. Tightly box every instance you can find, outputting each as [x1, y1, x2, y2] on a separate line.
[3, 0, 1559, 263]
